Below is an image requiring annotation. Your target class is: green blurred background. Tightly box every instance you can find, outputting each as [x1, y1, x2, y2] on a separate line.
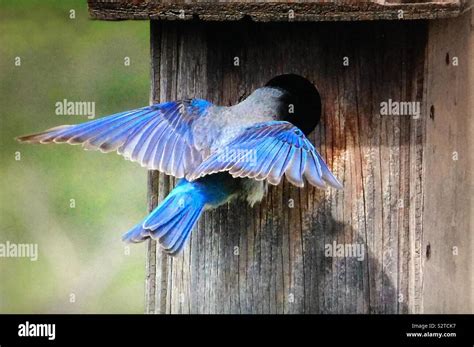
[0, 0, 150, 313]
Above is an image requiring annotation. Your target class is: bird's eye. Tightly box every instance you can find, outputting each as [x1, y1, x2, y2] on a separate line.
[294, 129, 303, 136]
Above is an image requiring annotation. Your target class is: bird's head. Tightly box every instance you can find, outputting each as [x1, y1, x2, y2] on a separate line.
[265, 74, 321, 136]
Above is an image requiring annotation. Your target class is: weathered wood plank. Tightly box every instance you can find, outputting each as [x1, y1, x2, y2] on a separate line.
[148, 20, 177, 314]
[88, 0, 473, 22]
[146, 20, 428, 313]
[422, 10, 473, 313]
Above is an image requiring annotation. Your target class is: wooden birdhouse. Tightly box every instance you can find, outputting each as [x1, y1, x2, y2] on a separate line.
[87, 0, 473, 314]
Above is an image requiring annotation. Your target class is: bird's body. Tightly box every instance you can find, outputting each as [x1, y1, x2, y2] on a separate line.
[191, 87, 284, 159]
[17, 74, 342, 255]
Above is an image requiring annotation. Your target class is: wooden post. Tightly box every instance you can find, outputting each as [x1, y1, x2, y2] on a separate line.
[87, 0, 474, 314]
[422, 11, 474, 313]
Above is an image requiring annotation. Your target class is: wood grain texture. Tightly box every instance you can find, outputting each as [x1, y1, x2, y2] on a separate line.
[422, 10, 473, 313]
[87, 0, 473, 22]
[146, 19, 430, 313]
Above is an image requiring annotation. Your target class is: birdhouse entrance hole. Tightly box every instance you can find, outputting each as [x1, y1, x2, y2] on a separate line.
[265, 74, 321, 135]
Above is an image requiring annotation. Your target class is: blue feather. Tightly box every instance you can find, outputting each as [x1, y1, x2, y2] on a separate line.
[118, 115, 162, 157]
[131, 119, 165, 162]
[66, 109, 150, 144]
[122, 175, 237, 254]
[253, 138, 281, 177]
[18, 100, 213, 178]
[167, 207, 202, 254]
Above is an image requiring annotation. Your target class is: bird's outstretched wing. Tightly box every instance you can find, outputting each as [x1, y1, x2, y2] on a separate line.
[188, 121, 342, 189]
[17, 99, 212, 178]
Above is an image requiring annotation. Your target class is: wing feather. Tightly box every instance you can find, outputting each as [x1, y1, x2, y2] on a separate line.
[189, 121, 342, 189]
[17, 100, 213, 178]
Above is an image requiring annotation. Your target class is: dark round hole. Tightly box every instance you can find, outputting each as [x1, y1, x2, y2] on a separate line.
[445, 52, 450, 65]
[265, 74, 321, 136]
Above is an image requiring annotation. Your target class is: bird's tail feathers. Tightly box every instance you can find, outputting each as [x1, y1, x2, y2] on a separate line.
[122, 180, 205, 255]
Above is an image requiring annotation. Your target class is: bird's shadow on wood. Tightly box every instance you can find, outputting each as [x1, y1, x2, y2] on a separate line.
[216, 189, 409, 314]
[304, 215, 409, 314]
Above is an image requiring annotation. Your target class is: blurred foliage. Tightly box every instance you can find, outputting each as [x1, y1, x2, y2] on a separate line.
[0, 0, 151, 312]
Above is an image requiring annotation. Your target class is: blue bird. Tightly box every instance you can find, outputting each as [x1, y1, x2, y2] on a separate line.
[17, 74, 342, 255]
